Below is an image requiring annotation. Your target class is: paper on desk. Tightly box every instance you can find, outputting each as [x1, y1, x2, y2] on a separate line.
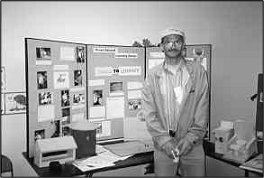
[220, 121, 233, 129]
[73, 146, 131, 172]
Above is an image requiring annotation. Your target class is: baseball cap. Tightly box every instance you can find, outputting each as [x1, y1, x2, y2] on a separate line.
[160, 27, 186, 42]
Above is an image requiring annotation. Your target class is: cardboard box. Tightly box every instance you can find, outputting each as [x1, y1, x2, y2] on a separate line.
[224, 120, 258, 163]
[212, 121, 234, 154]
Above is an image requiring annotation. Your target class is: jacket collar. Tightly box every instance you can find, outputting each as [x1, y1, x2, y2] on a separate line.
[155, 58, 194, 79]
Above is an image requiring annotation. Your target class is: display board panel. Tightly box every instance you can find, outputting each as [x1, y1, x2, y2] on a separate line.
[25, 38, 87, 158]
[146, 44, 212, 139]
[87, 45, 145, 142]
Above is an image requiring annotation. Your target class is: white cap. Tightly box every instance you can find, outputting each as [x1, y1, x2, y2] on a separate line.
[160, 27, 186, 42]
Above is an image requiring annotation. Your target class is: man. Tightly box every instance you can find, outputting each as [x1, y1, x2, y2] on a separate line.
[142, 28, 209, 176]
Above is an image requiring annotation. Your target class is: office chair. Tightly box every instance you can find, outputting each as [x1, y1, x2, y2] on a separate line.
[1, 154, 14, 177]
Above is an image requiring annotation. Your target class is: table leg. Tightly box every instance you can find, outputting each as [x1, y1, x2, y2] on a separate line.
[245, 170, 249, 177]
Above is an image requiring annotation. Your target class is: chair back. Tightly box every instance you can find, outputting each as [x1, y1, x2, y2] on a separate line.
[1, 154, 14, 177]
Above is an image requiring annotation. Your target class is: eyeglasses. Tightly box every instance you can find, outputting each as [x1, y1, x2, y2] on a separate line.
[165, 40, 183, 47]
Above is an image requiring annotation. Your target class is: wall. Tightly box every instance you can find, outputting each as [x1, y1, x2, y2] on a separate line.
[1, 1, 262, 176]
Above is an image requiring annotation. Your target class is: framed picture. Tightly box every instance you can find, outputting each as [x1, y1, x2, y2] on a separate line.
[1, 67, 6, 91]
[4, 92, 27, 114]
[1, 93, 5, 114]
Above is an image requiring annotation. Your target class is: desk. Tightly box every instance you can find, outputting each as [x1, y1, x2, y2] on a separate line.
[203, 140, 263, 177]
[22, 151, 153, 177]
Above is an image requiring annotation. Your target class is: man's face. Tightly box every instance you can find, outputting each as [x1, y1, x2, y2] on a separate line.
[162, 34, 184, 59]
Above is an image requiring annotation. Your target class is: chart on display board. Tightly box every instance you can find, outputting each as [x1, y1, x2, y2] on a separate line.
[86, 45, 146, 142]
[25, 38, 87, 158]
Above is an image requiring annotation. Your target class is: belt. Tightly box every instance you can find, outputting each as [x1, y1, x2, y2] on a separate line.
[169, 130, 176, 137]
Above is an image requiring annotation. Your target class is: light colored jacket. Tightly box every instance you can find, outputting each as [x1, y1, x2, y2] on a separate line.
[142, 59, 209, 151]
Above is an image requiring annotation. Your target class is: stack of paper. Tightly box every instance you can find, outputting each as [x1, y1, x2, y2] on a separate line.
[239, 154, 263, 173]
[72, 145, 131, 172]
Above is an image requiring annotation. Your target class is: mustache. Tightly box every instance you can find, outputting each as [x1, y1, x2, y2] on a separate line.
[168, 49, 180, 52]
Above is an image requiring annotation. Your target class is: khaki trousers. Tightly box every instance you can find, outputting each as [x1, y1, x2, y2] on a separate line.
[154, 144, 205, 176]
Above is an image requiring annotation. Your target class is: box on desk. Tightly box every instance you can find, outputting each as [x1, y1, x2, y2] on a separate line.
[224, 120, 258, 163]
[212, 121, 234, 154]
[34, 136, 77, 168]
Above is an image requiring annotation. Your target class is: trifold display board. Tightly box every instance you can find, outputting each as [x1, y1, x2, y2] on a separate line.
[146, 45, 212, 139]
[86, 45, 146, 142]
[25, 38, 146, 158]
[25, 38, 88, 158]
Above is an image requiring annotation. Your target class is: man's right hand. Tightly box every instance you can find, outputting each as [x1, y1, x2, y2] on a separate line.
[160, 139, 178, 159]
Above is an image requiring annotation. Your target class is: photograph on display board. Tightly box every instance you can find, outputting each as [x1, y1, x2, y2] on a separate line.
[37, 71, 48, 89]
[51, 120, 61, 138]
[73, 93, 85, 105]
[34, 129, 45, 142]
[36, 47, 51, 59]
[39, 91, 53, 105]
[93, 90, 103, 106]
[128, 99, 142, 111]
[5, 92, 27, 114]
[76, 46, 85, 63]
[62, 108, 70, 125]
[61, 90, 70, 107]
[62, 126, 71, 136]
[110, 81, 123, 95]
[185, 45, 209, 71]
[74, 70, 82, 86]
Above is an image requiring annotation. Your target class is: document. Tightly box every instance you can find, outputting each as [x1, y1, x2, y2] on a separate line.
[73, 146, 130, 172]
[60, 46, 75, 61]
[89, 106, 105, 118]
[106, 97, 124, 119]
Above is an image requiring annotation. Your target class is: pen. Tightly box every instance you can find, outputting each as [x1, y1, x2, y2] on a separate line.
[171, 149, 179, 163]
[171, 150, 177, 159]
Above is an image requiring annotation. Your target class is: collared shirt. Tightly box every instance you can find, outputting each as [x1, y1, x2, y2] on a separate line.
[162, 59, 190, 132]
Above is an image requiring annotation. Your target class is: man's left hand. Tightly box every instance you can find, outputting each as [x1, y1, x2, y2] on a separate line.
[176, 138, 193, 156]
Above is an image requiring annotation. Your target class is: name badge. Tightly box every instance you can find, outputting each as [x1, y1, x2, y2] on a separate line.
[174, 86, 183, 104]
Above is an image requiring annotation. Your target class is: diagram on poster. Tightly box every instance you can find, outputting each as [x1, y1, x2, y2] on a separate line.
[54, 71, 70, 89]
